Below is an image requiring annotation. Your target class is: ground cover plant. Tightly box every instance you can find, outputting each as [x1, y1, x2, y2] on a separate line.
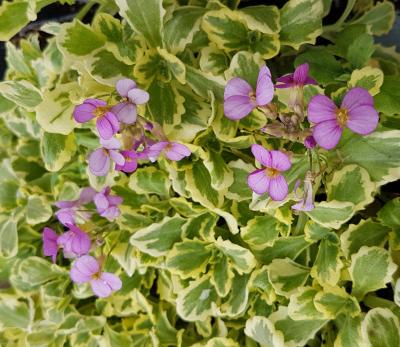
[1, 0, 400, 346]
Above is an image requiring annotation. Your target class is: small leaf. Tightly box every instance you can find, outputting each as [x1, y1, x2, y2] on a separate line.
[0, 80, 42, 109]
[348, 66, 384, 96]
[0, 218, 18, 258]
[0, 2, 31, 41]
[40, 132, 76, 172]
[306, 200, 354, 229]
[26, 195, 53, 225]
[129, 166, 171, 197]
[241, 215, 282, 250]
[244, 316, 285, 347]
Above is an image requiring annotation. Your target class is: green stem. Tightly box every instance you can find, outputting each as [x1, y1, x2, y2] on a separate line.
[364, 294, 398, 310]
[76, 1, 96, 21]
[293, 212, 308, 236]
[323, 0, 356, 34]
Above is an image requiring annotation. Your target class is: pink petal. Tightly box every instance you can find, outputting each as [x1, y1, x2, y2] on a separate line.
[293, 63, 309, 85]
[100, 206, 120, 221]
[94, 193, 109, 212]
[55, 208, 75, 226]
[347, 105, 379, 135]
[292, 200, 314, 212]
[96, 112, 119, 140]
[304, 136, 317, 149]
[127, 88, 150, 105]
[341, 87, 374, 112]
[268, 175, 288, 201]
[91, 279, 113, 297]
[269, 151, 291, 172]
[89, 148, 110, 176]
[100, 137, 121, 150]
[312, 120, 343, 150]
[109, 150, 125, 166]
[78, 187, 97, 205]
[147, 142, 169, 162]
[70, 266, 92, 283]
[165, 142, 191, 161]
[256, 65, 274, 105]
[305, 77, 318, 85]
[307, 95, 337, 123]
[224, 77, 253, 99]
[85, 98, 107, 108]
[251, 144, 272, 167]
[224, 95, 255, 120]
[42, 227, 58, 263]
[73, 103, 96, 123]
[275, 74, 294, 88]
[108, 195, 123, 206]
[111, 102, 137, 124]
[101, 272, 122, 291]
[74, 255, 99, 277]
[116, 78, 136, 97]
[70, 227, 91, 256]
[248, 169, 270, 195]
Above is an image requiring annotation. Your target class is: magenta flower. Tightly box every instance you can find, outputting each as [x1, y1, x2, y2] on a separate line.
[111, 78, 150, 124]
[94, 187, 123, 221]
[115, 149, 138, 173]
[70, 255, 122, 297]
[308, 87, 379, 150]
[247, 144, 291, 201]
[57, 224, 91, 258]
[88, 137, 125, 176]
[42, 227, 59, 263]
[73, 99, 119, 140]
[276, 63, 317, 89]
[304, 135, 317, 149]
[224, 65, 274, 120]
[147, 141, 191, 162]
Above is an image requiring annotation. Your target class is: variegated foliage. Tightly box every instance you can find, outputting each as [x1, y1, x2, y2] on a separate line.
[0, 0, 400, 346]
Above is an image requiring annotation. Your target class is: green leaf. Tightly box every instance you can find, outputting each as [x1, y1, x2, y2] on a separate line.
[288, 287, 322, 320]
[26, 195, 53, 225]
[130, 215, 185, 257]
[129, 166, 171, 197]
[0, 181, 19, 211]
[375, 76, 400, 115]
[205, 338, 239, 347]
[0, 80, 42, 109]
[280, 0, 323, 49]
[225, 51, 264, 88]
[211, 253, 233, 297]
[346, 33, 374, 69]
[200, 45, 229, 76]
[116, 0, 164, 47]
[327, 165, 375, 212]
[378, 197, 400, 229]
[35, 83, 76, 135]
[311, 232, 343, 286]
[270, 306, 328, 346]
[164, 6, 207, 53]
[241, 215, 282, 250]
[226, 160, 253, 201]
[268, 258, 309, 296]
[0, 1, 31, 41]
[341, 219, 390, 257]
[60, 20, 105, 56]
[348, 66, 383, 96]
[349, 246, 397, 299]
[244, 316, 285, 347]
[202, 8, 279, 59]
[0, 296, 31, 330]
[220, 273, 250, 317]
[185, 65, 225, 101]
[40, 132, 76, 172]
[353, 1, 396, 36]
[314, 286, 360, 319]
[327, 130, 400, 185]
[157, 48, 186, 84]
[166, 239, 212, 279]
[306, 200, 354, 229]
[240, 5, 280, 35]
[334, 315, 363, 347]
[176, 275, 218, 321]
[295, 49, 344, 85]
[0, 218, 18, 258]
[361, 308, 400, 347]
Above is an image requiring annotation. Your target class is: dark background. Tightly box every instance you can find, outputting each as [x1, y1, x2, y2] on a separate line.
[0, 0, 399, 80]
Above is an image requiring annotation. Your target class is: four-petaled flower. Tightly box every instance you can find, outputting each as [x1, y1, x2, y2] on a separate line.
[247, 144, 291, 201]
[276, 63, 317, 89]
[111, 78, 149, 124]
[89, 137, 125, 176]
[94, 187, 123, 221]
[308, 87, 379, 150]
[57, 224, 91, 258]
[70, 255, 122, 297]
[224, 65, 274, 120]
[115, 149, 138, 173]
[73, 99, 119, 140]
[147, 141, 191, 162]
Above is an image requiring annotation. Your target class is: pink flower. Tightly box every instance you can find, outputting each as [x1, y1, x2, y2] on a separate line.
[224, 65, 274, 120]
[111, 79, 149, 124]
[276, 63, 317, 89]
[304, 135, 317, 149]
[73, 99, 119, 140]
[115, 150, 138, 173]
[57, 224, 91, 258]
[88, 137, 125, 176]
[70, 255, 122, 297]
[42, 227, 59, 263]
[308, 87, 379, 150]
[94, 187, 123, 221]
[147, 141, 191, 162]
[247, 144, 291, 201]
[291, 177, 314, 212]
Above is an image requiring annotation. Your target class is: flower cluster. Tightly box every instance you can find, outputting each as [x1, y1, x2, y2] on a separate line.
[42, 78, 191, 297]
[224, 63, 379, 209]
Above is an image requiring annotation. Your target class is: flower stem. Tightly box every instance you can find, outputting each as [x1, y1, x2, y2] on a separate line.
[293, 212, 308, 236]
[323, 0, 356, 35]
